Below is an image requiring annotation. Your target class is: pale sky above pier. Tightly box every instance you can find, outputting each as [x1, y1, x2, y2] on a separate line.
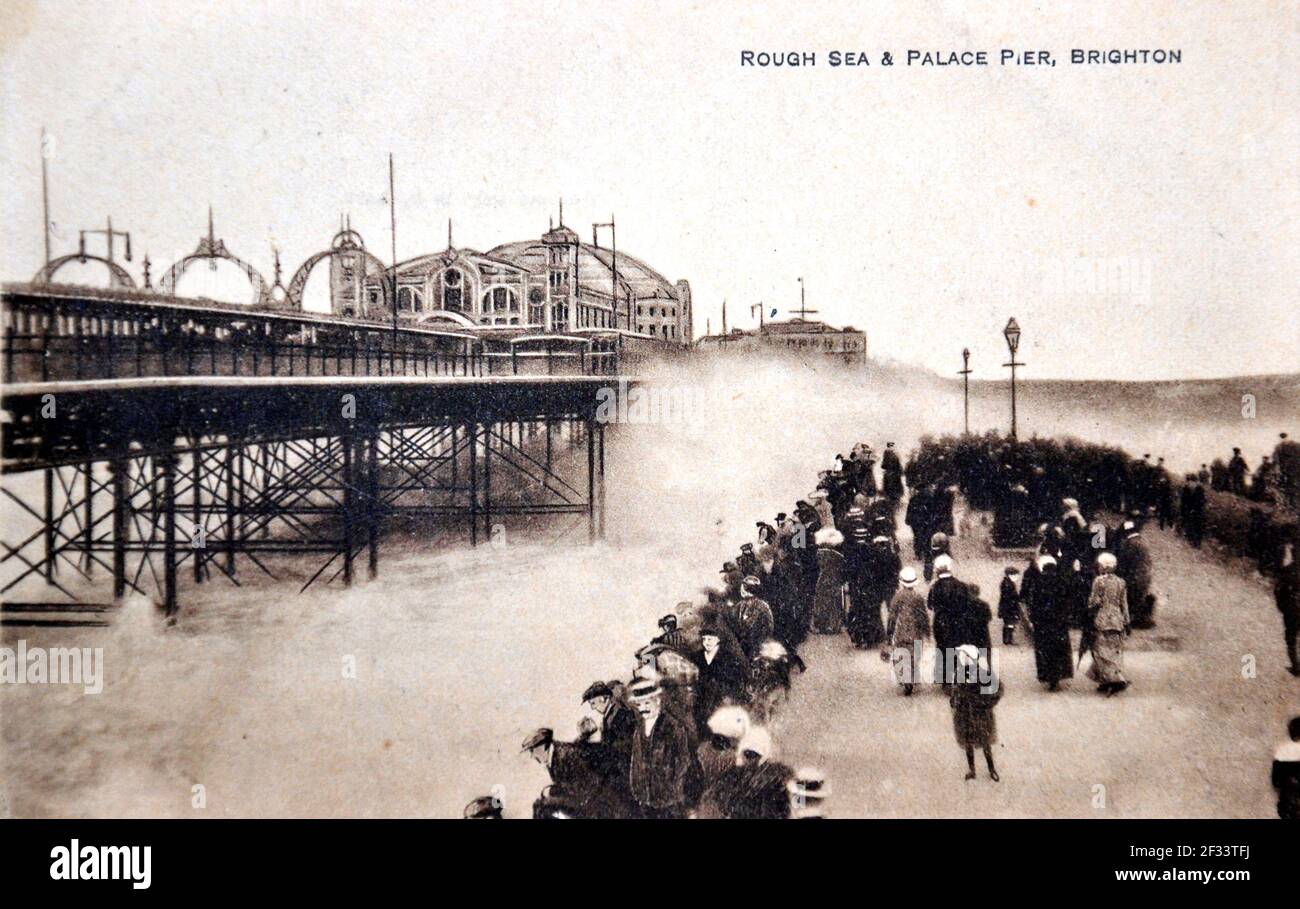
[2, 0, 1296, 379]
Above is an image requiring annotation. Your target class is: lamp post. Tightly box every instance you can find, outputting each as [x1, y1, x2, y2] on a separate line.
[959, 347, 972, 434]
[1002, 318, 1023, 439]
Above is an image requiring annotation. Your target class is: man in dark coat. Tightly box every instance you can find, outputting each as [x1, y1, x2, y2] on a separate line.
[1154, 466, 1175, 529]
[626, 677, 698, 818]
[959, 583, 994, 654]
[847, 536, 899, 647]
[580, 681, 639, 769]
[1117, 524, 1155, 628]
[1228, 447, 1249, 495]
[881, 442, 905, 501]
[576, 681, 639, 815]
[522, 727, 614, 817]
[905, 485, 933, 560]
[927, 555, 967, 684]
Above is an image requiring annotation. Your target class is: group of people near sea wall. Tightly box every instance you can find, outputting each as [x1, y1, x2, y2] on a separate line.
[462, 433, 1300, 819]
[463, 442, 913, 819]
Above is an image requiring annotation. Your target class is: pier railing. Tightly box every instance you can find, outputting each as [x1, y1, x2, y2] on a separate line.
[2, 284, 633, 382]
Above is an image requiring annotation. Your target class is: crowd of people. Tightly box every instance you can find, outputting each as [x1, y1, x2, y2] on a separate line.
[460, 432, 1300, 819]
[462, 443, 913, 818]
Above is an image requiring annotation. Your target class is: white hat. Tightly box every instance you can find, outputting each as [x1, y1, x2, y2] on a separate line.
[933, 554, 954, 576]
[1036, 554, 1057, 570]
[814, 527, 844, 547]
[1096, 551, 1118, 571]
[707, 706, 751, 741]
[737, 727, 773, 763]
[899, 566, 918, 587]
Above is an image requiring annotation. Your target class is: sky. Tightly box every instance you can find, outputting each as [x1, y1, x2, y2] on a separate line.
[1, 0, 1297, 380]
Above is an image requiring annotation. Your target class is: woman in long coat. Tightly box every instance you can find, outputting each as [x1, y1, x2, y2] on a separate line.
[887, 567, 930, 694]
[1086, 552, 1131, 695]
[847, 537, 897, 647]
[949, 645, 1002, 781]
[1026, 555, 1074, 690]
[810, 528, 846, 635]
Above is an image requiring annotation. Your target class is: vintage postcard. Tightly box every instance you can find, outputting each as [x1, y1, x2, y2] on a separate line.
[1, 0, 1296, 890]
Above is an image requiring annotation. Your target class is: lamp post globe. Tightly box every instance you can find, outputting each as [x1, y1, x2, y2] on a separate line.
[1003, 318, 1021, 356]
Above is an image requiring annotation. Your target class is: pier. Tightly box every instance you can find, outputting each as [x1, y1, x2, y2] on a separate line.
[1, 285, 638, 620]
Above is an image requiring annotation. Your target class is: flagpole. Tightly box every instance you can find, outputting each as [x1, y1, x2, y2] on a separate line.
[389, 153, 398, 360]
[40, 128, 51, 266]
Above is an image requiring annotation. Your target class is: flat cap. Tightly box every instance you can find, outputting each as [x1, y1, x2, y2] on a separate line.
[581, 681, 613, 703]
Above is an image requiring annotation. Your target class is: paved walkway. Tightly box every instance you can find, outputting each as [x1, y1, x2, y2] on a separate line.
[779, 507, 1297, 817]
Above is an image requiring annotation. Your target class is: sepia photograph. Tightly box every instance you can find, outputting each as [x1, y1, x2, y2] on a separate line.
[1, 0, 1297, 891]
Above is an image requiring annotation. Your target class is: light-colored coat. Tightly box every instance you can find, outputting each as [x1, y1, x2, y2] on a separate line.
[1088, 573, 1130, 632]
[887, 586, 930, 647]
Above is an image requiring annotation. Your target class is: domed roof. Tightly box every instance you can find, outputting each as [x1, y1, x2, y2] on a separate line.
[487, 239, 680, 301]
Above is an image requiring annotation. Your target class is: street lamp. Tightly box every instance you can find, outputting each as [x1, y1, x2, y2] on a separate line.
[959, 347, 972, 434]
[1002, 317, 1023, 440]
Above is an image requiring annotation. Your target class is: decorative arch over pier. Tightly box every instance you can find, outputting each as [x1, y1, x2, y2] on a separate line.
[286, 225, 390, 316]
[31, 253, 137, 289]
[157, 208, 269, 306]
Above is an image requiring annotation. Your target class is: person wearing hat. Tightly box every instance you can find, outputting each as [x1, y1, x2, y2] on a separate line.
[927, 554, 967, 686]
[1025, 554, 1073, 690]
[881, 441, 905, 502]
[905, 483, 935, 561]
[705, 727, 794, 819]
[626, 675, 697, 819]
[788, 767, 830, 819]
[697, 706, 750, 792]
[694, 621, 750, 732]
[652, 613, 689, 653]
[737, 542, 759, 579]
[463, 794, 503, 819]
[810, 527, 846, 635]
[720, 561, 744, 600]
[734, 576, 774, 658]
[924, 530, 950, 582]
[949, 645, 1002, 782]
[1085, 551, 1131, 696]
[579, 680, 640, 780]
[1116, 520, 1155, 628]
[1228, 446, 1249, 495]
[521, 727, 608, 815]
[848, 535, 897, 648]
[998, 566, 1023, 646]
[886, 566, 930, 695]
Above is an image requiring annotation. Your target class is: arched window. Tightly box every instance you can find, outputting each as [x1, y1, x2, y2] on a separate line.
[481, 286, 517, 314]
[528, 287, 545, 325]
[398, 286, 416, 311]
[443, 269, 463, 312]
